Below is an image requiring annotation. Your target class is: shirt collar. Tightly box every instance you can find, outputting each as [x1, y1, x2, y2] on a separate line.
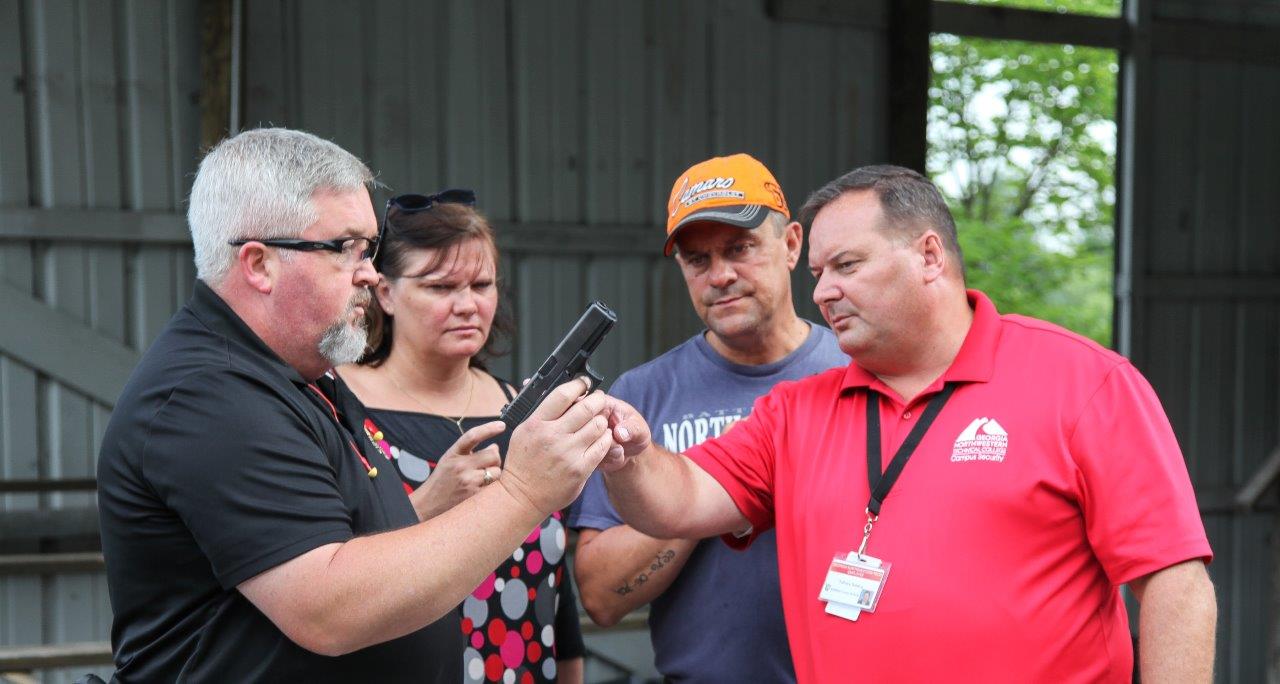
[187, 279, 309, 386]
[840, 289, 1002, 394]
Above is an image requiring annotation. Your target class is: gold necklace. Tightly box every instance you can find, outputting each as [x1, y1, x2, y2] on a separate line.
[390, 367, 476, 435]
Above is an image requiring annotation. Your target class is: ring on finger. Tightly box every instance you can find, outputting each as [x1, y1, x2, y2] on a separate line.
[481, 467, 495, 486]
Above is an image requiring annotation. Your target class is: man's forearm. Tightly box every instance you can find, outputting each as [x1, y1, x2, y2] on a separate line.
[242, 374, 615, 656]
[1133, 560, 1217, 683]
[604, 444, 744, 540]
[241, 482, 547, 656]
[574, 526, 697, 627]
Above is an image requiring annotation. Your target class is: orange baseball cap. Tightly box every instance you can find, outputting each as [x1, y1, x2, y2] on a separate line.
[664, 153, 789, 257]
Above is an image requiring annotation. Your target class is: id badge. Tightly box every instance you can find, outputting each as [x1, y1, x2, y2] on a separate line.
[825, 599, 863, 621]
[819, 554, 890, 613]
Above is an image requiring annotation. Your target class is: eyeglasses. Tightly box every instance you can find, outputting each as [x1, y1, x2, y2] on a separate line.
[227, 235, 381, 268]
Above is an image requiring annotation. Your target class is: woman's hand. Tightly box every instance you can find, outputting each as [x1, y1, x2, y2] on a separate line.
[408, 421, 507, 521]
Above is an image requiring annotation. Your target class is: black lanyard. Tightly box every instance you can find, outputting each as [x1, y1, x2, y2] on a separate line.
[864, 383, 957, 516]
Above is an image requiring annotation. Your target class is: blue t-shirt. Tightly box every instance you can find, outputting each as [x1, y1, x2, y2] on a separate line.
[569, 323, 848, 682]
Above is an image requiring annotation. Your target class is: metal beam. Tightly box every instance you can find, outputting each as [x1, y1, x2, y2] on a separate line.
[0, 478, 97, 493]
[1141, 275, 1280, 300]
[1198, 486, 1276, 515]
[932, 1, 1127, 49]
[499, 223, 658, 256]
[766, 0, 889, 30]
[0, 642, 112, 671]
[0, 507, 100, 542]
[888, 0, 932, 172]
[0, 207, 190, 244]
[0, 552, 105, 575]
[0, 207, 656, 255]
[199, 0, 235, 148]
[1236, 446, 1280, 511]
[1115, 0, 1151, 364]
[0, 282, 138, 405]
[931, 1, 1280, 65]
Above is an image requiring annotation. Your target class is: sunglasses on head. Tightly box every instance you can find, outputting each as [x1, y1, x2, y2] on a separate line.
[388, 189, 477, 213]
[377, 189, 478, 267]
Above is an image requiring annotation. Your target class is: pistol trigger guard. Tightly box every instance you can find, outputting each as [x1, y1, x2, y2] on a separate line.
[581, 365, 603, 393]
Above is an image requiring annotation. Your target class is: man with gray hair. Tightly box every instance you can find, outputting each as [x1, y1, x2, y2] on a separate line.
[97, 128, 615, 682]
[597, 165, 1217, 682]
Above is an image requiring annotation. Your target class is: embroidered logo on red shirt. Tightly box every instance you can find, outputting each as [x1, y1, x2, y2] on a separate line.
[951, 418, 1009, 463]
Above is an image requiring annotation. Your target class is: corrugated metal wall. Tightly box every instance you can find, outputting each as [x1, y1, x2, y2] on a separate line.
[0, 0, 888, 680]
[242, 0, 887, 385]
[1154, 0, 1280, 24]
[1132, 1, 1280, 680]
[0, 0, 200, 681]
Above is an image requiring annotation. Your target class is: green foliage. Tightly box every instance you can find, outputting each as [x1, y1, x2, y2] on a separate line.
[956, 215, 1113, 344]
[928, 20, 1119, 346]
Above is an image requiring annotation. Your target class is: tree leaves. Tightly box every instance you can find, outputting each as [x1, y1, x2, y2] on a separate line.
[928, 21, 1118, 346]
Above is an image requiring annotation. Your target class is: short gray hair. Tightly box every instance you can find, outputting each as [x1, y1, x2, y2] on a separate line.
[799, 165, 963, 268]
[766, 209, 789, 238]
[187, 128, 375, 286]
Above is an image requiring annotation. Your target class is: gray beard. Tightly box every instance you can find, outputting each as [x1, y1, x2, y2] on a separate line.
[317, 291, 371, 366]
[317, 317, 368, 366]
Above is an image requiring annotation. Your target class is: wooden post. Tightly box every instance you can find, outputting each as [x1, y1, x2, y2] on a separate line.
[887, 0, 931, 172]
[1272, 510, 1280, 682]
[199, 0, 234, 149]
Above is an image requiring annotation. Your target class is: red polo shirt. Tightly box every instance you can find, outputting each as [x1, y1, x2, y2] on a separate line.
[686, 290, 1210, 683]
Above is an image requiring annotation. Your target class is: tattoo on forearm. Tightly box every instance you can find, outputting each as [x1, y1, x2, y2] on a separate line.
[614, 549, 678, 596]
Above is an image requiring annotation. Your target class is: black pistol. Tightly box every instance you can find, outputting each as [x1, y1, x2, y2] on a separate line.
[499, 301, 617, 432]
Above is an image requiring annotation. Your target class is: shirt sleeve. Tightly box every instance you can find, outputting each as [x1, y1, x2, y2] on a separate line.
[684, 385, 787, 549]
[567, 471, 624, 531]
[143, 370, 355, 589]
[553, 561, 585, 660]
[1070, 361, 1213, 585]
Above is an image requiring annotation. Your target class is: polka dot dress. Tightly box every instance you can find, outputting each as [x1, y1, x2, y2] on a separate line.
[360, 407, 583, 684]
[461, 513, 567, 684]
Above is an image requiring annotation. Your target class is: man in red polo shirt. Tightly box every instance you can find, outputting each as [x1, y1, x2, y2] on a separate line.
[600, 166, 1216, 682]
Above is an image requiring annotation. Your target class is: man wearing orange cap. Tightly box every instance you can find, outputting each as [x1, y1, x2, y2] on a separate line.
[569, 154, 847, 681]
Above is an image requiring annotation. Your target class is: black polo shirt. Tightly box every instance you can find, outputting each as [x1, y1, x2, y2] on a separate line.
[97, 280, 460, 683]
